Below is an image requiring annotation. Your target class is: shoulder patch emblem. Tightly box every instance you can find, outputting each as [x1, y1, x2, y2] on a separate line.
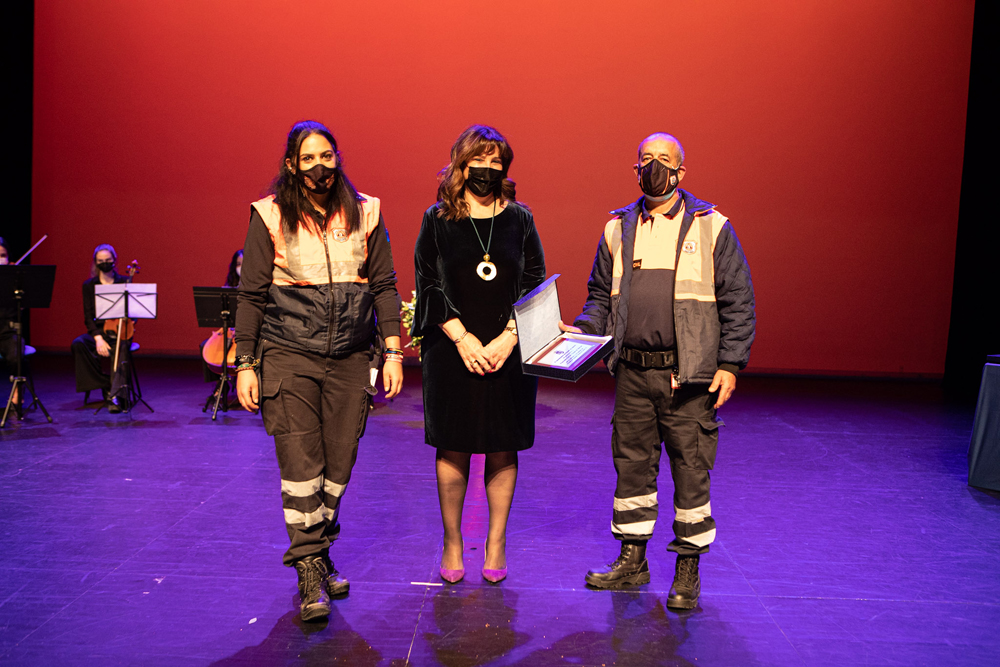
[333, 229, 348, 243]
[682, 240, 697, 254]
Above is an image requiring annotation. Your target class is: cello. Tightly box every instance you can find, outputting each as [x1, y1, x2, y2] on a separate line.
[201, 325, 236, 375]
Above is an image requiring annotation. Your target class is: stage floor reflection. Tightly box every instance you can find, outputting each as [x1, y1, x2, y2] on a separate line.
[1, 358, 997, 666]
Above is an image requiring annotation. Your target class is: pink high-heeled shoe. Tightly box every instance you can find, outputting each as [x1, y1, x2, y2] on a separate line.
[440, 566, 465, 583]
[482, 541, 507, 584]
[440, 541, 465, 583]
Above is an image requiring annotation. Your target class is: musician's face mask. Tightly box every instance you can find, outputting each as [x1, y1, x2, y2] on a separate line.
[96, 261, 115, 274]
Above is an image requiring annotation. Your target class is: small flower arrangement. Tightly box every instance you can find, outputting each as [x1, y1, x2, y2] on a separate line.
[400, 290, 422, 360]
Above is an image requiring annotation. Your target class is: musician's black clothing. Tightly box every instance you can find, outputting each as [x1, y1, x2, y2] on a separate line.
[72, 274, 127, 394]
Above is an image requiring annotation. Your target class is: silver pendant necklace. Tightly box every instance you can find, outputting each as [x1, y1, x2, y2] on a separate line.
[470, 199, 497, 281]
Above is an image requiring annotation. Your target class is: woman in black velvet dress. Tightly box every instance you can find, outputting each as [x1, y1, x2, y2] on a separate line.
[413, 125, 546, 584]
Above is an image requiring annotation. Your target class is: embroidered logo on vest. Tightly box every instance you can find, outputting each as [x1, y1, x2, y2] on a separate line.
[682, 240, 697, 254]
[633, 259, 642, 270]
[332, 229, 348, 243]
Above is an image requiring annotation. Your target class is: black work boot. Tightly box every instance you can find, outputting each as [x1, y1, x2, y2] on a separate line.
[666, 554, 701, 610]
[585, 542, 650, 589]
[294, 555, 331, 622]
[321, 552, 350, 597]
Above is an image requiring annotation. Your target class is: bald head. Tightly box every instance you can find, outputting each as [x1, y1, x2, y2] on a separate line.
[637, 133, 685, 166]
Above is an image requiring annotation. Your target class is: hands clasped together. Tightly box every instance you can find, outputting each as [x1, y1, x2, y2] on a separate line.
[455, 329, 518, 376]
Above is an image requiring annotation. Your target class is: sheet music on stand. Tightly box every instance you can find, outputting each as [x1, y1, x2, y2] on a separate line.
[95, 283, 158, 320]
[93, 283, 157, 415]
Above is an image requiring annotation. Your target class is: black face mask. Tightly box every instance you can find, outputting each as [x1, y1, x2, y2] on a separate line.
[96, 261, 115, 274]
[465, 166, 505, 198]
[638, 159, 679, 199]
[297, 164, 336, 194]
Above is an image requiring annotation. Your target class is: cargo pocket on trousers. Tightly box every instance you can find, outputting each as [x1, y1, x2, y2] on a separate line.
[696, 417, 722, 470]
[356, 392, 373, 440]
[259, 379, 288, 436]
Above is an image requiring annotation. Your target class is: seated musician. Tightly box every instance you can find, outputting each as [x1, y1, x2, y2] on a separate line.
[70, 243, 128, 412]
[201, 249, 243, 386]
[225, 249, 243, 289]
[0, 237, 25, 404]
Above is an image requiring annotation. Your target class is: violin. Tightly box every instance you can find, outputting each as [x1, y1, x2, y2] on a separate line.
[104, 260, 140, 377]
[201, 327, 237, 375]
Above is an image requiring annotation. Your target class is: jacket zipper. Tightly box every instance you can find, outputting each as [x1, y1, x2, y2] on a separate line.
[321, 229, 335, 356]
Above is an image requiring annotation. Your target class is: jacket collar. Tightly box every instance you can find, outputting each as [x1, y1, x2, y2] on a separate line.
[610, 189, 715, 218]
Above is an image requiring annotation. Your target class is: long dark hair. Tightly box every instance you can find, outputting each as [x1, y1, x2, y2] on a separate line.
[225, 249, 243, 288]
[437, 125, 517, 221]
[270, 121, 364, 234]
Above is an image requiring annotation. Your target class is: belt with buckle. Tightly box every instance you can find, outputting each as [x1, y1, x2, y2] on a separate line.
[620, 347, 676, 369]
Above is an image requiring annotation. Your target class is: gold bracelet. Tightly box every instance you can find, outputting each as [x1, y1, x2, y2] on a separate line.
[453, 330, 469, 344]
[504, 325, 518, 337]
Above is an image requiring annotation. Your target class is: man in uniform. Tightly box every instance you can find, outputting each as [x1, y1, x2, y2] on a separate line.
[563, 133, 755, 609]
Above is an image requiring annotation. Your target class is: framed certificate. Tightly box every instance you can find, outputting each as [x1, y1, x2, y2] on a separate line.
[532, 335, 606, 370]
[513, 274, 613, 381]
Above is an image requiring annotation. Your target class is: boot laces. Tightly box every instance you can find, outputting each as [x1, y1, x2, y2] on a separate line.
[675, 557, 698, 587]
[300, 559, 325, 599]
[609, 543, 636, 568]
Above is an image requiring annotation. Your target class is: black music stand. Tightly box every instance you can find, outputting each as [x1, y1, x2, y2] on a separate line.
[0, 265, 56, 428]
[94, 282, 157, 415]
[194, 287, 239, 420]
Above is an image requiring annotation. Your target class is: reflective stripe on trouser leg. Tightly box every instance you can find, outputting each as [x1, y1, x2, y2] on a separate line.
[610, 363, 663, 541]
[273, 425, 331, 566]
[660, 384, 719, 556]
[279, 476, 348, 538]
[611, 490, 658, 540]
[319, 349, 371, 546]
[260, 342, 368, 566]
[666, 443, 716, 555]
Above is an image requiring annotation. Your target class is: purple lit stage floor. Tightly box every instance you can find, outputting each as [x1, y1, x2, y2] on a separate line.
[1, 358, 998, 666]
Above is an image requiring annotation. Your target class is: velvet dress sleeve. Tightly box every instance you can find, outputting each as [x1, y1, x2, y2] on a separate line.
[413, 207, 461, 337]
[235, 208, 274, 359]
[518, 209, 546, 299]
[365, 212, 402, 339]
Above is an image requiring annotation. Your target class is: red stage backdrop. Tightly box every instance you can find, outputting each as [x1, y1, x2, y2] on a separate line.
[31, 0, 974, 376]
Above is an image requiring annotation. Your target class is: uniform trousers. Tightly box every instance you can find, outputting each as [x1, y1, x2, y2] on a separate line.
[258, 340, 373, 566]
[610, 361, 721, 556]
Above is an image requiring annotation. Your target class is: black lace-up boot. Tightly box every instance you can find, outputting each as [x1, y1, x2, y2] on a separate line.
[585, 541, 650, 589]
[294, 555, 331, 621]
[321, 552, 350, 597]
[666, 554, 701, 610]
